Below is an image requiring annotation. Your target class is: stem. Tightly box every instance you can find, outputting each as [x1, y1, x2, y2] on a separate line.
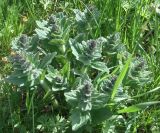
[8, 92, 14, 133]
[32, 90, 36, 133]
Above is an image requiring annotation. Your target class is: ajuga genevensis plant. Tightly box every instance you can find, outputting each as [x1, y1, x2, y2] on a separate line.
[5, 6, 159, 133]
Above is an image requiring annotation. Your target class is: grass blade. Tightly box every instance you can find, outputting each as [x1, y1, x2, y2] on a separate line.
[118, 101, 160, 113]
[111, 55, 132, 100]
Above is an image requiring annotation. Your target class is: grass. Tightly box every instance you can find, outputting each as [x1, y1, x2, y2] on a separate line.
[0, 0, 160, 132]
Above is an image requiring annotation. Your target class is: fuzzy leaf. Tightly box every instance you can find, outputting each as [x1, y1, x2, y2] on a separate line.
[39, 52, 57, 68]
[91, 107, 112, 124]
[92, 93, 110, 109]
[5, 76, 28, 86]
[35, 28, 48, 39]
[64, 90, 78, 107]
[91, 61, 109, 73]
[73, 9, 86, 22]
[71, 109, 90, 131]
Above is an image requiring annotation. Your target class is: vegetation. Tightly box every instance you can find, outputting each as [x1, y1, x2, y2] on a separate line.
[0, 0, 160, 132]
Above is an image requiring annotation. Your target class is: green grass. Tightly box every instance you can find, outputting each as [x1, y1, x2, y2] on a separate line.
[0, 0, 160, 132]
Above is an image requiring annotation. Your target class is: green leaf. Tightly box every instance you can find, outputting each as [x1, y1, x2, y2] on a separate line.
[5, 76, 28, 86]
[91, 61, 109, 73]
[36, 20, 48, 29]
[62, 25, 71, 41]
[52, 86, 66, 91]
[118, 101, 160, 113]
[64, 90, 78, 106]
[35, 28, 48, 39]
[60, 62, 70, 80]
[26, 90, 36, 114]
[91, 107, 112, 124]
[28, 35, 39, 51]
[71, 109, 90, 131]
[9, 70, 26, 78]
[40, 79, 51, 91]
[49, 39, 65, 45]
[92, 93, 110, 109]
[111, 55, 132, 100]
[73, 9, 86, 22]
[39, 52, 57, 68]
[69, 39, 82, 60]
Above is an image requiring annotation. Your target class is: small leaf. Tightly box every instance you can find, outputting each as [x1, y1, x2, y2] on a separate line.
[40, 79, 51, 91]
[64, 90, 78, 106]
[62, 25, 71, 41]
[73, 9, 86, 22]
[69, 39, 81, 60]
[36, 20, 48, 29]
[60, 62, 70, 80]
[52, 86, 66, 91]
[39, 52, 57, 68]
[49, 39, 65, 45]
[91, 61, 109, 73]
[35, 28, 48, 39]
